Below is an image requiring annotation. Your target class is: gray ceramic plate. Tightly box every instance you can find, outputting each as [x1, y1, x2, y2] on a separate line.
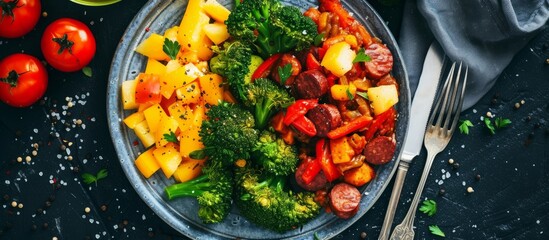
[107, 0, 410, 239]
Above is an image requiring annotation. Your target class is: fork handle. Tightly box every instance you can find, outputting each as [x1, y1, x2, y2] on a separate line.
[378, 161, 409, 240]
[390, 150, 438, 240]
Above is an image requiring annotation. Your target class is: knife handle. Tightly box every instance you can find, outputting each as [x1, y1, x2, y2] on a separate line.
[378, 161, 410, 240]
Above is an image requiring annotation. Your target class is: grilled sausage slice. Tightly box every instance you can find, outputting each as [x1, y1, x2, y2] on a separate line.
[364, 43, 393, 79]
[363, 136, 396, 165]
[329, 182, 361, 219]
[293, 69, 329, 99]
[306, 104, 342, 137]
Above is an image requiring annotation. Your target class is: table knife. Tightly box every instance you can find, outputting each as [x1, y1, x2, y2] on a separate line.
[378, 42, 444, 240]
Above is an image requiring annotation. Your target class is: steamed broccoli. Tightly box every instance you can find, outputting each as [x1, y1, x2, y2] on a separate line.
[165, 162, 233, 224]
[209, 41, 253, 102]
[244, 78, 294, 129]
[234, 165, 321, 232]
[226, 0, 318, 58]
[253, 128, 298, 176]
[198, 102, 259, 167]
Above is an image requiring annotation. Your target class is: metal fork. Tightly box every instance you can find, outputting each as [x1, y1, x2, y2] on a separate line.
[389, 62, 468, 240]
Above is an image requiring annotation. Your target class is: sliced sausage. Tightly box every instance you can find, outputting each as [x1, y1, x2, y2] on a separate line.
[329, 182, 361, 219]
[295, 158, 328, 191]
[270, 53, 301, 86]
[293, 69, 329, 99]
[363, 136, 396, 165]
[364, 43, 393, 79]
[306, 104, 342, 137]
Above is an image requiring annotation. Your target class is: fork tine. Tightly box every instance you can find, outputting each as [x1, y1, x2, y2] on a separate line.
[448, 62, 468, 134]
[427, 62, 455, 129]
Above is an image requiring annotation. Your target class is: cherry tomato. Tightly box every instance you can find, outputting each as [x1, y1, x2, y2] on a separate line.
[0, 53, 48, 107]
[40, 18, 96, 72]
[0, 0, 41, 38]
[135, 73, 162, 105]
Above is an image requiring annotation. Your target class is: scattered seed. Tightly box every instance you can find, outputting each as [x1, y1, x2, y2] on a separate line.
[25, 156, 31, 162]
[16, 157, 22, 163]
[42, 222, 49, 230]
[100, 204, 108, 212]
[448, 158, 454, 164]
[360, 231, 367, 239]
[67, 155, 73, 161]
[42, 11, 48, 17]
[84, 207, 91, 214]
[11, 201, 17, 208]
[52, 236, 58, 240]
[452, 162, 460, 170]
[32, 150, 38, 156]
[520, 99, 526, 105]
[475, 174, 481, 181]
[486, 112, 493, 118]
[467, 187, 474, 193]
[438, 188, 446, 196]
[514, 102, 521, 109]
[17, 203, 23, 209]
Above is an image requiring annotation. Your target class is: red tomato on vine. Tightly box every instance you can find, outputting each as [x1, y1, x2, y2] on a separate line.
[0, 0, 41, 38]
[41, 18, 96, 72]
[0, 53, 48, 107]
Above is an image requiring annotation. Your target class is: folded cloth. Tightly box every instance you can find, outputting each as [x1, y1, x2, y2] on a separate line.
[398, 0, 549, 110]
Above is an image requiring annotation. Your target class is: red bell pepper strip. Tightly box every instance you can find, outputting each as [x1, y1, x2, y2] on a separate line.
[291, 115, 317, 137]
[305, 52, 321, 71]
[327, 115, 374, 139]
[326, 73, 338, 88]
[283, 99, 319, 125]
[301, 157, 322, 185]
[363, 107, 395, 141]
[251, 53, 282, 81]
[316, 138, 341, 182]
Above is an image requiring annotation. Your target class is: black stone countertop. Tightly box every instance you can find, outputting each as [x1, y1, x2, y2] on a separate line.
[1, 0, 548, 239]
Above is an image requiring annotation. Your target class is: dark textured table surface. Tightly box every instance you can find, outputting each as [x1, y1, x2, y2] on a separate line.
[1, 1, 548, 239]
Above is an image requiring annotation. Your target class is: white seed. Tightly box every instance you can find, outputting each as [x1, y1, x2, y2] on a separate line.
[17, 157, 22, 163]
[32, 150, 38, 156]
[486, 112, 493, 118]
[85, 207, 91, 213]
[467, 187, 474, 193]
[11, 201, 17, 207]
[448, 158, 454, 164]
[25, 156, 32, 162]
[520, 99, 525, 105]
[18, 203, 23, 208]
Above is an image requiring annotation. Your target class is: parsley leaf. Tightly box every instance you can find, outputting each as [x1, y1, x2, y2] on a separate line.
[189, 149, 206, 160]
[484, 118, 496, 135]
[163, 131, 178, 143]
[419, 199, 437, 216]
[356, 91, 369, 100]
[278, 63, 292, 85]
[82, 169, 108, 186]
[163, 38, 181, 60]
[495, 117, 511, 129]
[429, 225, 446, 237]
[313, 33, 325, 47]
[353, 48, 371, 63]
[82, 66, 92, 77]
[346, 88, 354, 100]
[459, 120, 474, 135]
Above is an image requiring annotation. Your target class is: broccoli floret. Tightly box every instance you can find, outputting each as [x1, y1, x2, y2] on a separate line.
[226, 0, 317, 58]
[165, 162, 233, 224]
[253, 128, 298, 176]
[210, 41, 254, 102]
[199, 102, 259, 167]
[235, 165, 321, 232]
[244, 78, 294, 129]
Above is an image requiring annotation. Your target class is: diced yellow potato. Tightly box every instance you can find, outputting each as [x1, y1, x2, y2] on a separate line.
[143, 104, 167, 133]
[330, 137, 355, 164]
[178, 2, 213, 61]
[175, 82, 201, 105]
[145, 58, 167, 75]
[168, 101, 194, 132]
[155, 115, 180, 147]
[198, 73, 224, 105]
[135, 33, 170, 61]
[135, 148, 160, 178]
[133, 120, 155, 148]
[367, 84, 399, 115]
[121, 79, 138, 110]
[179, 125, 204, 158]
[330, 83, 357, 101]
[321, 42, 356, 77]
[161, 63, 203, 99]
[190, 103, 206, 127]
[203, 0, 231, 23]
[123, 112, 145, 129]
[153, 143, 182, 178]
[165, 59, 182, 73]
[203, 22, 230, 45]
[172, 159, 206, 182]
[163, 26, 179, 42]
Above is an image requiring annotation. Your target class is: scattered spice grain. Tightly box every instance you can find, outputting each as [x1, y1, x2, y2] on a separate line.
[466, 187, 474, 193]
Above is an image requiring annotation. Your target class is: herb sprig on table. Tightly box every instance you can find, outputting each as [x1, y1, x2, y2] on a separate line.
[82, 169, 108, 186]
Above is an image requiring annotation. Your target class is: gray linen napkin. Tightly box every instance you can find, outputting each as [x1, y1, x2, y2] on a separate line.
[398, 0, 549, 110]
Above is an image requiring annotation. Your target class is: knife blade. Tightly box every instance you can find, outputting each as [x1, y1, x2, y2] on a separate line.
[378, 41, 444, 240]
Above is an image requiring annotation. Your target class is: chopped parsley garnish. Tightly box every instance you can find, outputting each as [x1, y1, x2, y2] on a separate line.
[459, 120, 474, 135]
[163, 131, 178, 143]
[163, 38, 181, 60]
[278, 63, 292, 85]
[346, 88, 354, 100]
[82, 66, 93, 77]
[353, 48, 371, 63]
[356, 91, 369, 100]
[429, 225, 446, 237]
[495, 117, 512, 129]
[484, 118, 496, 135]
[82, 169, 108, 186]
[419, 199, 437, 216]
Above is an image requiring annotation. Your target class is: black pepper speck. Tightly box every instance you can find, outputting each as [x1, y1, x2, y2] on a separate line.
[100, 204, 108, 212]
[452, 162, 460, 170]
[31, 224, 38, 231]
[475, 174, 481, 181]
[2, 194, 8, 202]
[438, 188, 446, 196]
[48, 195, 56, 202]
[42, 222, 49, 230]
[360, 231, 367, 239]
